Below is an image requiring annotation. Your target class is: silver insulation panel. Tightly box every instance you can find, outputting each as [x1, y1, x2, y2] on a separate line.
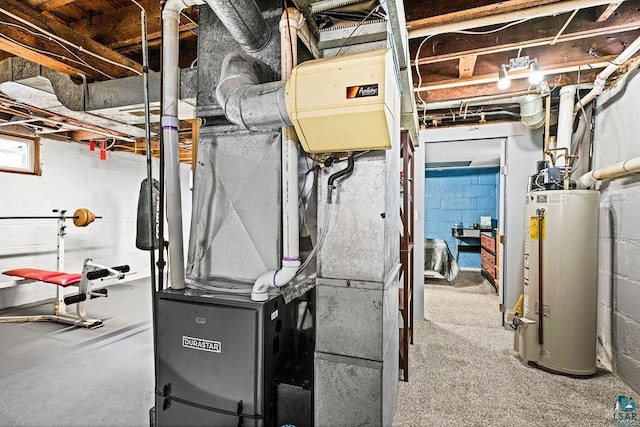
[186, 128, 282, 283]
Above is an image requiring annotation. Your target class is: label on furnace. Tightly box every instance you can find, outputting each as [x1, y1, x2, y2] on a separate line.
[182, 336, 221, 354]
[346, 84, 379, 98]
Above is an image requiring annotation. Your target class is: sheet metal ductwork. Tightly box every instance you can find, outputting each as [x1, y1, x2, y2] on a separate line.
[0, 56, 197, 138]
[203, 0, 271, 53]
[161, 0, 273, 289]
[424, 94, 545, 130]
[215, 52, 290, 131]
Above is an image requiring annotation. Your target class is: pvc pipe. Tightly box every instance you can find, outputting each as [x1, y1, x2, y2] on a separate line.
[202, 0, 271, 52]
[251, 8, 304, 302]
[161, 0, 195, 289]
[556, 85, 576, 167]
[576, 156, 640, 189]
[576, 33, 640, 112]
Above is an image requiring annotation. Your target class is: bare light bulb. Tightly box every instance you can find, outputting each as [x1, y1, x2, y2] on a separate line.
[497, 64, 510, 90]
[529, 59, 543, 84]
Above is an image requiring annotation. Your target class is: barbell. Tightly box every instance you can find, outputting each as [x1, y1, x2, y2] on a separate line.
[0, 208, 101, 227]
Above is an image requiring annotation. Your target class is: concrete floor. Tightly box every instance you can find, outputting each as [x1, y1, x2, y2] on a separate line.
[0, 278, 154, 427]
[0, 273, 637, 426]
[394, 273, 637, 427]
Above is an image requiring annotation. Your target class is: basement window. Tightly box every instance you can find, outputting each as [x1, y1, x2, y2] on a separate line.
[0, 132, 40, 175]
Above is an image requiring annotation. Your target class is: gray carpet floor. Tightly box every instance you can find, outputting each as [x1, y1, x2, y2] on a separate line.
[394, 273, 637, 427]
[2, 274, 636, 426]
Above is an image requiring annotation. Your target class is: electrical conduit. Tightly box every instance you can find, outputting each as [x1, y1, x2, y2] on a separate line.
[251, 8, 306, 302]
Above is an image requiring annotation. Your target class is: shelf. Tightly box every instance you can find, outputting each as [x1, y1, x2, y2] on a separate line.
[480, 230, 499, 293]
[399, 130, 414, 382]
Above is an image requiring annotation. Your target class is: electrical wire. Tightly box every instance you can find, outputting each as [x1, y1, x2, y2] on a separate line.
[0, 26, 114, 79]
[335, 0, 387, 56]
[0, 7, 141, 76]
[180, 11, 199, 37]
[414, 18, 533, 105]
[297, 199, 333, 274]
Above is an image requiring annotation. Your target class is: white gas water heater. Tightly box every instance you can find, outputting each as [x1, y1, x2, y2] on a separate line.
[513, 167, 599, 375]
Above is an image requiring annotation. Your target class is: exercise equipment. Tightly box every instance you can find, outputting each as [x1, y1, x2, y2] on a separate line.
[0, 208, 120, 328]
[0, 207, 101, 227]
[1, 208, 102, 317]
[1, 259, 130, 328]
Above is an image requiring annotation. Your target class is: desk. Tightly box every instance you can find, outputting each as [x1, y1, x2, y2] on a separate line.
[451, 227, 492, 261]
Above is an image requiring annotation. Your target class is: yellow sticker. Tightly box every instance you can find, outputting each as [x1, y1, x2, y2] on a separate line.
[530, 217, 546, 240]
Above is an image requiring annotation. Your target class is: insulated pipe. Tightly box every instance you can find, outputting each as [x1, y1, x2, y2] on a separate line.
[161, 0, 204, 289]
[575, 33, 640, 112]
[251, 8, 305, 302]
[555, 85, 577, 167]
[203, 0, 271, 52]
[424, 94, 545, 129]
[576, 156, 640, 189]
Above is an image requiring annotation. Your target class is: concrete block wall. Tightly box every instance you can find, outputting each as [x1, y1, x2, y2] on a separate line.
[425, 167, 499, 268]
[0, 133, 192, 310]
[593, 67, 640, 393]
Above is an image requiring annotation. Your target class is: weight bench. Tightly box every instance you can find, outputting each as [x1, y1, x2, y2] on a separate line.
[1, 258, 129, 329]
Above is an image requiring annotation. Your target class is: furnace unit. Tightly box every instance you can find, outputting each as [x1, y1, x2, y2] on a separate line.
[155, 290, 310, 426]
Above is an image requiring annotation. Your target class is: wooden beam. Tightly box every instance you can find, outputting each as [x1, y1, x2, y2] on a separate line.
[0, 50, 13, 62]
[40, 0, 80, 12]
[408, 0, 562, 31]
[412, 30, 640, 88]
[459, 55, 477, 78]
[70, 2, 197, 52]
[411, 3, 640, 66]
[408, 0, 620, 39]
[0, 0, 142, 80]
[596, 2, 624, 22]
[417, 69, 602, 103]
[0, 37, 84, 76]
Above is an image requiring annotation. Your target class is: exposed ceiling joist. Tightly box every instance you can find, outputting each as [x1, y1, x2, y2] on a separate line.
[0, 0, 143, 80]
[70, 1, 197, 52]
[597, 1, 625, 22]
[407, 0, 622, 39]
[417, 60, 609, 93]
[411, 4, 640, 66]
[419, 68, 602, 103]
[40, 0, 80, 12]
[459, 55, 477, 78]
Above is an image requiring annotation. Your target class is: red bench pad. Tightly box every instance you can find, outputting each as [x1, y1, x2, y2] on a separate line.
[3, 268, 82, 287]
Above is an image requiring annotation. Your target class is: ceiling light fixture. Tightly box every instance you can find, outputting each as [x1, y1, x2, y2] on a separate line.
[497, 64, 511, 90]
[497, 56, 544, 89]
[528, 58, 543, 84]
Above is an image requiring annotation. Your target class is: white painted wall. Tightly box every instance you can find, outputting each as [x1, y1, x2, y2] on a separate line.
[0, 133, 192, 310]
[591, 67, 640, 392]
